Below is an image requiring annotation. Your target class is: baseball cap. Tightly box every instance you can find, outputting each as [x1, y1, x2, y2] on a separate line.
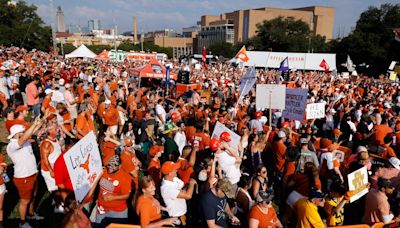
[217, 178, 234, 198]
[378, 178, 395, 189]
[389, 157, 400, 171]
[8, 124, 25, 139]
[16, 105, 28, 112]
[277, 131, 286, 138]
[161, 161, 181, 175]
[149, 145, 163, 157]
[124, 138, 133, 147]
[300, 138, 309, 144]
[309, 188, 326, 199]
[104, 99, 111, 105]
[255, 190, 274, 203]
[45, 88, 53, 95]
[65, 83, 71, 88]
[59, 78, 65, 86]
[357, 146, 368, 153]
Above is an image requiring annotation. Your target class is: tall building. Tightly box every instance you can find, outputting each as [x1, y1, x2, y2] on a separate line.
[200, 5, 335, 46]
[88, 19, 101, 31]
[56, 6, 65, 33]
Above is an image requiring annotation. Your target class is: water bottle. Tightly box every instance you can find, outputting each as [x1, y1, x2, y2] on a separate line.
[2, 173, 10, 183]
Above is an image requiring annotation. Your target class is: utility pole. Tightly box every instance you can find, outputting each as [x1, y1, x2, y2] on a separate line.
[49, 0, 57, 58]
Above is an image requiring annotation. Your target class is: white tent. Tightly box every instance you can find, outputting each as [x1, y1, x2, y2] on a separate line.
[65, 44, 96, 58]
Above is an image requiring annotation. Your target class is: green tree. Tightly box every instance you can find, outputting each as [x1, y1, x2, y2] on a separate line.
[247, 17, 328, 53]
[86, 45, 112, 54]
[0, 0, 51, 51]
[331, 3, 400, 74]
[208, 42, 236, 58]
[57, 43, 75, 55]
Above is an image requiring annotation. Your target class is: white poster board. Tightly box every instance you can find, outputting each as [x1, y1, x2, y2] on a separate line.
[64, 131, 103, 202]
[282, 88, 308, 121]
[306, 103, 325, 120]
[211, 121, 241, 151]
[256, 84, 286, 110]
[347, 166, 369, 203]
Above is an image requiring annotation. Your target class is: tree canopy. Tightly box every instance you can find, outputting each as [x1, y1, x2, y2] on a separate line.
[0, 0, 52, 51]
[246, 17, 328, 53]
[331, 3, 400, 75]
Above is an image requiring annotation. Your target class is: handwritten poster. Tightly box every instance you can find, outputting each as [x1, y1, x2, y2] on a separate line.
[282, 88, 307, 120]
[64, 131, 103, 202]
[306, 103, 325, 120]
[211, 121, 241, 151]
[347, 166, 369, 203]
[256, 84, 286, 110]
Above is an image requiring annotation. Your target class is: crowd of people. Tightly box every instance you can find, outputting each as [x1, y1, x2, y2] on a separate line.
[1, 45, 400, 228]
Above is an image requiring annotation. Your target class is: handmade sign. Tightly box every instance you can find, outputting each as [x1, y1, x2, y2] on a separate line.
[211, 121, 241, 151]
[306, 103, 325, 120]
[282, 88, 307, 120]
[347, 166, 369, 203]
[64, 131, 103, 202]
[256, 84, 286, 110]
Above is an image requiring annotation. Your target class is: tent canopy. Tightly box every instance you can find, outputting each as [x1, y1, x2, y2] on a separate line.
[65, 44, 96, 58]
[95, 50, 110, 61]
[130, 59, 177, 80]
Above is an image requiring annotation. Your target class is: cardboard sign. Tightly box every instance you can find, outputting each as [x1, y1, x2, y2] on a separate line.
[282, 88, 307, 120]
[211, 121, 241, 151]
[306, 103, 325, 120]
[389, 72, 397, 81]
[64, 131, 103, 202]
[347, 166, 369, 203]
[256, 84, 286, 110]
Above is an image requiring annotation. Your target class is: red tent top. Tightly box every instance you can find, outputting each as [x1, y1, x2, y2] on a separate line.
[130, 59, 177, 80]
[95, 50, 110, 61]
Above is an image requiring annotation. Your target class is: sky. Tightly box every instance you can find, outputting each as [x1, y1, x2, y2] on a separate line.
[25, 0, 398, 38]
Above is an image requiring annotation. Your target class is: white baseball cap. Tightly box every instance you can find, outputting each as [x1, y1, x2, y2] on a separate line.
[277, 131, 286, 138]
[65, 83, 71, 88]
[59, 78, 65, 86]
[45, 89, 53, 95]
[389, 157, 400, 171]
[104, 99, 111, 105]
[8, 124, 25, 139]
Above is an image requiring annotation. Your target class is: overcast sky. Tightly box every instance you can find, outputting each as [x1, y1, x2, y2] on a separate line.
[26, 0, 398, 38]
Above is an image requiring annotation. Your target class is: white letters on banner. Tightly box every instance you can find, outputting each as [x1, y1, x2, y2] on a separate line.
[244, 51, 336, 71]
[256, 84, 286, 110]
[211, 121, 241, 150]
[306, 103, 325, 120]
[64, 131, 103, 202]
[347, 166, 369, 203]
[282, 88, 308, 120]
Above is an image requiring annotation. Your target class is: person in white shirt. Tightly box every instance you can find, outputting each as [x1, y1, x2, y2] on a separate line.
[160, 161, 197, 224]
[63, 83, 78, 129]
[0, 71, 10, 100]
[155, 99, 166, 127]
[214, 140, 242, 193]
[51, 86, 65, 105]
[174, 121, 187, 155]
[7, 117, 45, 228]
[250, 112, 263, 133]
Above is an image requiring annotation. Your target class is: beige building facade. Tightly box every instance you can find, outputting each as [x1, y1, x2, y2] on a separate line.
[201, 6, 335, 44]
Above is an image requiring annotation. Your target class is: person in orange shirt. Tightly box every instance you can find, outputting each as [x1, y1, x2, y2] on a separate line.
[95, 155, 131, 227]
[248, 190, 283, 228]
[75, 105, 95, 139]
[7, 105, 30, 133]
[273, 131, 287, 175]
[41, 89, 55, 113]
[148, 145, 164, 188]
[120, 138, 142, 189]
[373, 118, 393, 146]
[101, 130, 121, 165]
[0, 91, 8, 113]
[380, 135, 397, 159]
[177, 146, 198, 185]
[102, 99, 120, 134]
[136, 176, 178, 228]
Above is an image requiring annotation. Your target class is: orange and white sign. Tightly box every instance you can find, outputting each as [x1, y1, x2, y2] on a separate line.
[64, 131, 103, 202]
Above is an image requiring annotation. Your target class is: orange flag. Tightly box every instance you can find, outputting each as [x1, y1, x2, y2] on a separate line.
[235, 46, 249, 62]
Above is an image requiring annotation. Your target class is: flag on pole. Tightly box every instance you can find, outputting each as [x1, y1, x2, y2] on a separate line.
[346, 55, 355, 72]
[394, 28, 400, 42]
[239, 66, 256, 98]
[202, 47, 207, 70]
[165, 65, 170, 86]
[235, 46, 249, 63]
[319, 59, 330, 73]
[279, 57, 289, 72]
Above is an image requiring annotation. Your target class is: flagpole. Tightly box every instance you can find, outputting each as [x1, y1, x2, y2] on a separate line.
[269, 90, 272, 128]
[231, 78, 249, 121]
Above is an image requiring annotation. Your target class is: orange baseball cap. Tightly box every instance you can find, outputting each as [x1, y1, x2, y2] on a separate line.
[16, 105, 28, 112]
[149, 145, 164, 157]
[161, 161, 181, 175]
[124, 138, 133, 147]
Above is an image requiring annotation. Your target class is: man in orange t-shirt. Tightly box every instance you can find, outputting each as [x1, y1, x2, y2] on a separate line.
[120, 138, 142, 189]
[273, 131, 287, 174]
[102, 99, 120, 134]
[95, 155, 131, 226]
[148, 145, 164, 188]
[75, 106, 95, 139]
[177, 146, 197, 185]
[374, 119, 393, 145]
